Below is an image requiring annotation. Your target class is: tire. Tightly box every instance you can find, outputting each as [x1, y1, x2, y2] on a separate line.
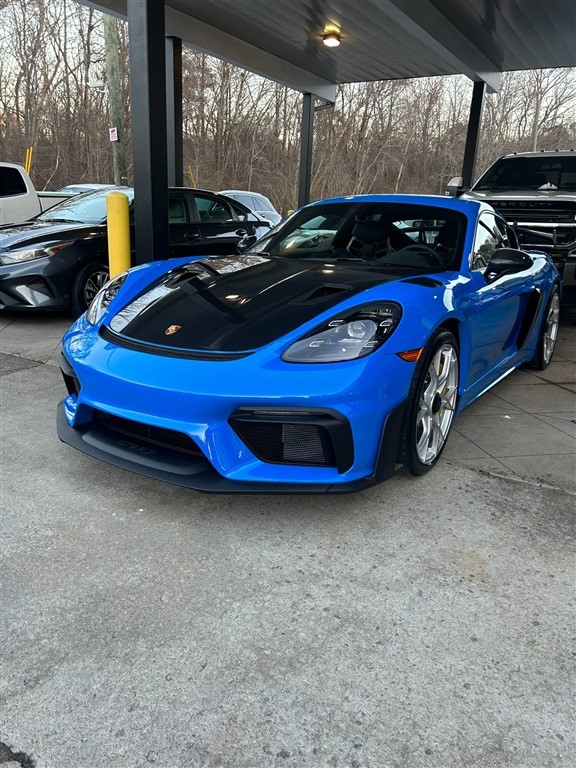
[400, 330, 459, 476]
[527, 285, 560, 370]
[70, 261, 109, 317]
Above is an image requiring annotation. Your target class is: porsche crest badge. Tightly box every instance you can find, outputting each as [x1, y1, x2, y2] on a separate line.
[164, 325, 181, 336]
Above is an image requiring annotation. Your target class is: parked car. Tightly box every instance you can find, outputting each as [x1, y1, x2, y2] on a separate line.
[0, 186, 269, 315]
[219, 189, 282, 225]
[447, 150, 576, 305]
[57, 183, 115, 195]
[57, 194, 560, 494]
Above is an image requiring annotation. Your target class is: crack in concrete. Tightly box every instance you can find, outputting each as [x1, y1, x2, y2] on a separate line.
[476, 466, 576, 495]
[0, 742, 35, 768]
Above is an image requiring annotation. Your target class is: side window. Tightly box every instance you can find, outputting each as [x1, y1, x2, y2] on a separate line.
[493, 215, 510, 246]
[229, 202, 249, 221]
[194, 194, 235, 223]
[258, 197, 275, 213]
[234, 194, 253, 208]
[167, 193, 189, 224]
[492, 214, 521, 250]
[0, 167, 27, 197]
[471, 213, 507, 271]
[505, 222, 519, 249]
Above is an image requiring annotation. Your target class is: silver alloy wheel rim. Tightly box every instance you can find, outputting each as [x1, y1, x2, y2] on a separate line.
[543, 291, 560, 365]
[84, 269, 109, 306]
[415, 342, 459, 465]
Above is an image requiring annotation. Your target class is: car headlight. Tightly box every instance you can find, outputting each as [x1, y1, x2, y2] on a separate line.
[1, 241, 74, 264]
[86, 271, 128, 325]
[282, 302, 402, 363]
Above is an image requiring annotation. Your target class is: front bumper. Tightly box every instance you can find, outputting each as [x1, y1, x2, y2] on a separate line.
[0, 257, 69, 310]
[57, 321, 414, 493]
[57, 400, 407, 494]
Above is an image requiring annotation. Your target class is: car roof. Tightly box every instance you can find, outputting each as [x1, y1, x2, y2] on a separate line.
[220, 189, 271, 200]
[59, 183, 114, 190]
[499, 149, 576, 159]
[304, 193, 484, 215]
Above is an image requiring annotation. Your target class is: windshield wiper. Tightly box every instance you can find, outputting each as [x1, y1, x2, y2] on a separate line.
[40, 217, 85, 224]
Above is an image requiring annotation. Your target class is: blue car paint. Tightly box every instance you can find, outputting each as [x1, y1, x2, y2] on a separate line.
[58, 194, 560, 491]
[62, 301, 415, 483]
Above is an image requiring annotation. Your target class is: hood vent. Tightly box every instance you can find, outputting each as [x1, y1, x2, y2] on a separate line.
[401, 276, 444, 288]
[297, 283, 353, 303]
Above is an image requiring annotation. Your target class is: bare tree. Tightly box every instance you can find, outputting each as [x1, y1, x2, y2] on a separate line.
[0, 0, 574, 208]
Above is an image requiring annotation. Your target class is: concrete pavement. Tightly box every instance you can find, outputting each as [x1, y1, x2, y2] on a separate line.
[1, 313, 574, 768]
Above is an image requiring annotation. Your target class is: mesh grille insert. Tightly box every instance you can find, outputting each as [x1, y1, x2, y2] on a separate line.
[231, 419, 336, 467]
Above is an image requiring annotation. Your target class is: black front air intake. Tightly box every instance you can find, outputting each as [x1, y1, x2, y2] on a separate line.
[233, 421, 334, 466]
[229, 408, 354, 472]
[60, 353, 81, 397]
[92, 410, 205, 457]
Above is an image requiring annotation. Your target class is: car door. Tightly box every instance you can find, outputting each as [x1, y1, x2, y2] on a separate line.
[191, 192, 253, 255]
[166, 190, 202, 255]
[464, 211, 531, 389]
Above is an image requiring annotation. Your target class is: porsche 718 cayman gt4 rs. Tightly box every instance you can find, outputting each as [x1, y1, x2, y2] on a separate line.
[57, 194, 560, 493]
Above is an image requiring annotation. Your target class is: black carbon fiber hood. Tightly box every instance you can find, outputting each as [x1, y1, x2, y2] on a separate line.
[107, 254, 395, 352]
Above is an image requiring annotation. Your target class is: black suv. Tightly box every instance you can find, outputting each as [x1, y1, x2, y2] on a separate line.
[0, 186, 268, 315]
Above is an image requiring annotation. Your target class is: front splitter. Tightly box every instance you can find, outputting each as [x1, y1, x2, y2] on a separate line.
[57, 401, 401, 495]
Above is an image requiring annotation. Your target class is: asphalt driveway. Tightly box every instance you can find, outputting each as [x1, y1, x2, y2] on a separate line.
[1, 314, 574, 768]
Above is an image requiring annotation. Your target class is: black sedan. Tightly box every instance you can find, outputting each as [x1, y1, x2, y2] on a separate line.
[0, 186, 268, 315]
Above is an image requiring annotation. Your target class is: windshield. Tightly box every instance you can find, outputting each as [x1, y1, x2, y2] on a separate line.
[247, 201, 465, 271]
[473, 156, 576, 191]
[38, 187, 134, 224]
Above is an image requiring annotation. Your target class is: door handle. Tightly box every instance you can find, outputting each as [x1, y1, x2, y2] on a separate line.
[184, 232, 200, 240]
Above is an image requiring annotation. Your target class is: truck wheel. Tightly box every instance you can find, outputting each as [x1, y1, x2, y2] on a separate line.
[70, 261, 109, 317]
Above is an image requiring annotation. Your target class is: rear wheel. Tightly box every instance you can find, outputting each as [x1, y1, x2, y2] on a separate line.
[527, 285, 560, 370]
[70, 261, 109, 317]
[400, 330, 459, 475]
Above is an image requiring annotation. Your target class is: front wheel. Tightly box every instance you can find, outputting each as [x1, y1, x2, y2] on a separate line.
[400, 330, 459, 476]
[70, 261, 109, 317]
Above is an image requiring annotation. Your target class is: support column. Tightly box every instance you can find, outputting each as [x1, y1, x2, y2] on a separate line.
[461, 81, 487, 190]
[298, 93, 314, 208]
[127, 0, 169, 265]
[166, 36, 183, 187]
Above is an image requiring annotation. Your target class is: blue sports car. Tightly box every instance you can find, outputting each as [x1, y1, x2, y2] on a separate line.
[57, 194, 560, 493]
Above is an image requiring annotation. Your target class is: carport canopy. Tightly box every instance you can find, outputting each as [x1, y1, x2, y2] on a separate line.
[79, 0, 576, 264]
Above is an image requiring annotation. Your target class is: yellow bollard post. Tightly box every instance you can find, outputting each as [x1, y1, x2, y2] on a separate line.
[106, 191, 131, 278]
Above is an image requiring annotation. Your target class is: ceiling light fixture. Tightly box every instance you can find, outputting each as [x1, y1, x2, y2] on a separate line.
[323, 29, 341, 47]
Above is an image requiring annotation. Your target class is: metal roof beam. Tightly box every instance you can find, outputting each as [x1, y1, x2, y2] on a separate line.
[78, 0, 337, 100]
[164, 6, 336, 101]
[377, 0, 502, 93]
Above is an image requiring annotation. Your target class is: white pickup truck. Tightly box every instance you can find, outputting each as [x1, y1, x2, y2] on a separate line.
[0, 162, 71, 225]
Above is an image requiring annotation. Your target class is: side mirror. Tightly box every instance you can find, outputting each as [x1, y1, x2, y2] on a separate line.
[484, 248, 533, 283]
[445, 176, 463, 197]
